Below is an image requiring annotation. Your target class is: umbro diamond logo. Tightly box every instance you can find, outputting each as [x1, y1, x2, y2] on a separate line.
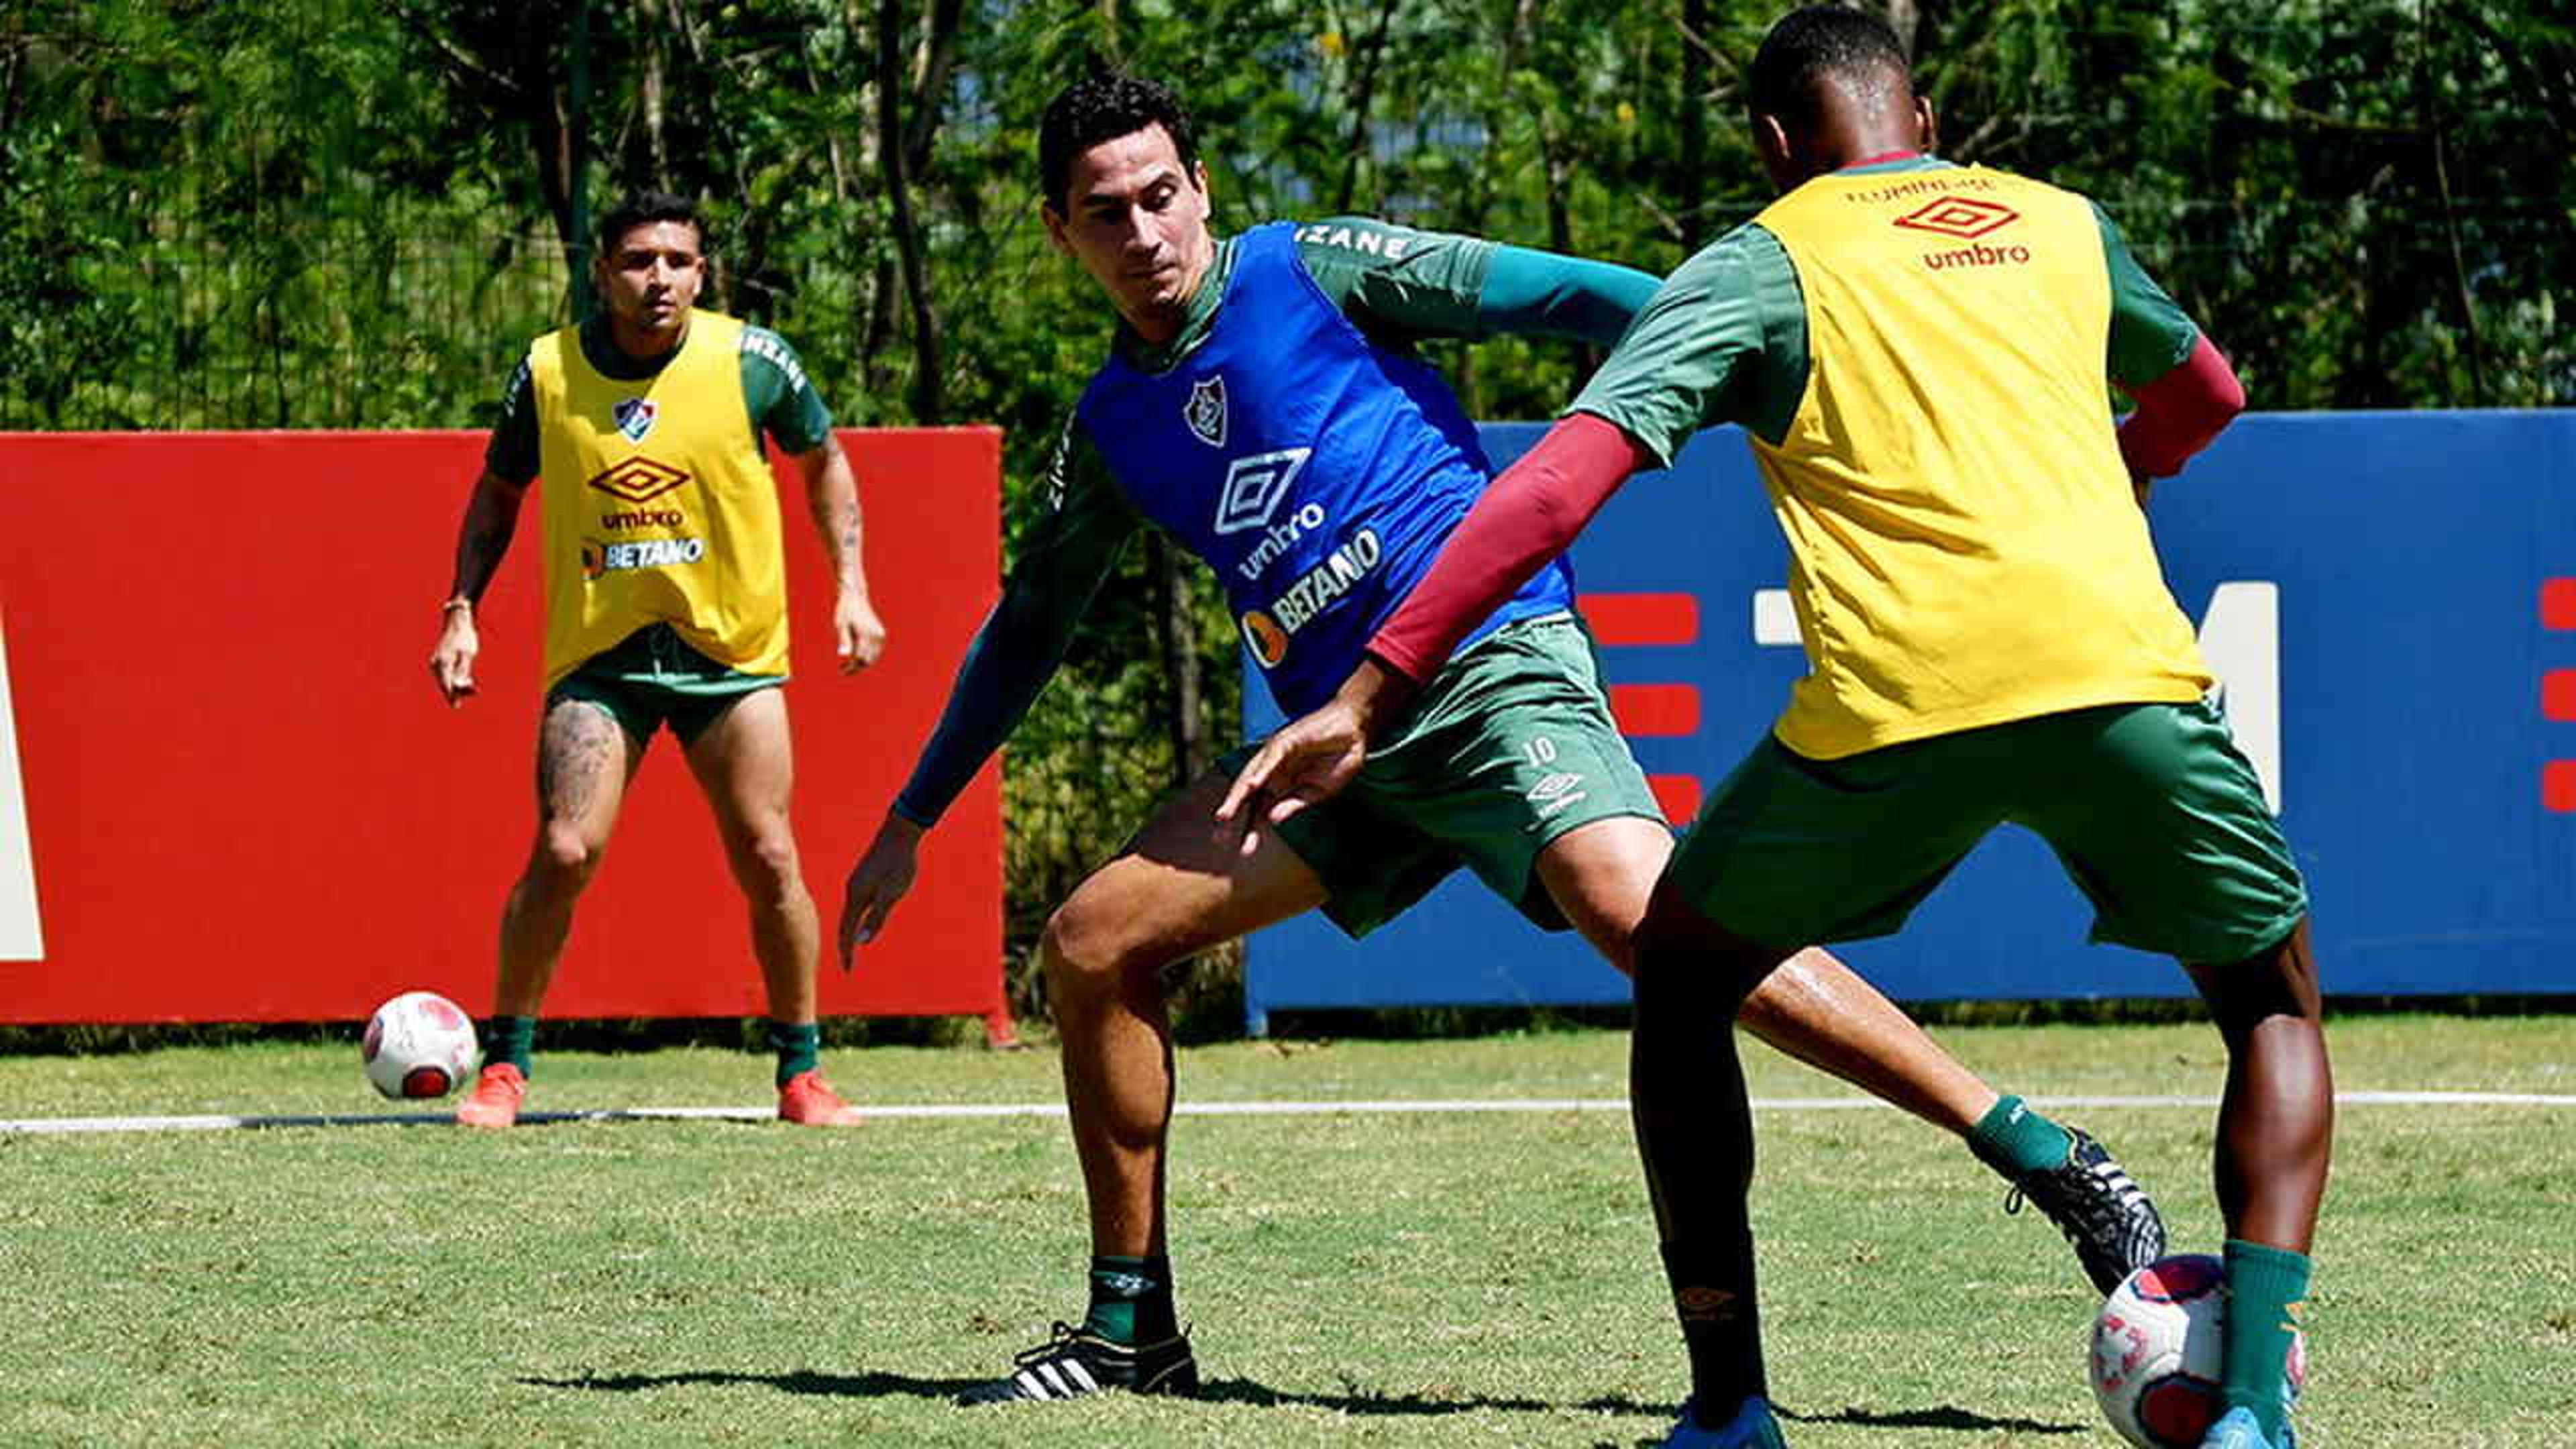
[1527, 771, 1587, 801]
[1214, 447, 1311, 535]
[586, 456, 690, 503]
[1526, 769, 1591, 820]
[1892, 195, 2019, 239]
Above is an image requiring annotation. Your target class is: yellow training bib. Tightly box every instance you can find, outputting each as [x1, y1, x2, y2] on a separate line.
[528, 310, 788, 688]
[1750, 166, 2211, 758]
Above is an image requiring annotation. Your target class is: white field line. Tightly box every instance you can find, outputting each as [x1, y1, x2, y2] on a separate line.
[0, 1088, 2567, 1136]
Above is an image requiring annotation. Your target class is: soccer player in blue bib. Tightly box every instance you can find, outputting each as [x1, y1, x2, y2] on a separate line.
[838, 72, 2165, 1407]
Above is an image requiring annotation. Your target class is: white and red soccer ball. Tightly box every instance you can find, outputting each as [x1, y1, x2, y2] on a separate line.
[361, 991, 480, 1100]
[2090, 1253, 2306, 1448]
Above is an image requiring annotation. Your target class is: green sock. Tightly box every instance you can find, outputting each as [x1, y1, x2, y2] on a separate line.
[484, 1016, 535, 1076]
[1083, 1255, 1177, 1345]
[1967, 1094, 2075, 1177]
[2221, 1238, 2310, 1438]
[767, 1020, 820, 1088]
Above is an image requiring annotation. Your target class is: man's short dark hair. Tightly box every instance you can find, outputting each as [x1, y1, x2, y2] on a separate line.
[1747, 5, 1913, 130]
[1038, 72, 1201, 213]
[596, 191, 706, 256]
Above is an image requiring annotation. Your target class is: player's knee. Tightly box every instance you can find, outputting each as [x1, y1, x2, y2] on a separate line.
[2189, 917, 2322, 1042]
[526, 825, 604, 894]
[1038, 895, 1140, 996]
[729, 824, 802, 900]
[1630, 907, 1773, 1020]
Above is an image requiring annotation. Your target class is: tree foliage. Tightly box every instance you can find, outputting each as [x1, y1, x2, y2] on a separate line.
[4, 0, 2567, 994]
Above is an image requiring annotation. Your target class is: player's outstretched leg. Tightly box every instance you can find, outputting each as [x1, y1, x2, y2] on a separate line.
[960, 771, 1326, 1406]
[463, 698, 638, 1129]
[1735, 949, 2169, 1294]
[1536, 820, 2165, 1295]
[2188, 918, 2330, 1449]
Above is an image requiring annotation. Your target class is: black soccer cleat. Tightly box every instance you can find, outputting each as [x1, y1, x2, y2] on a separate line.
[2004, 1128, 2167, 1295]
[957, 1322, 1201, 1405]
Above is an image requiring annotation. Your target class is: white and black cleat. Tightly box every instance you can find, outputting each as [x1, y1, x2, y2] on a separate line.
[2006, 1128, 2169, 1295]
[957, 1322, 1200, 1405]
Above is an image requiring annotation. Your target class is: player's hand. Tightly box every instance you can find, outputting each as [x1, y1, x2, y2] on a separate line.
[429, 609, 480, 707]
[1218, 658, 1417, 846]
[1216, 700, 1373, 851]
[837, 813, 924, 967]
[835, 590, 887, 674]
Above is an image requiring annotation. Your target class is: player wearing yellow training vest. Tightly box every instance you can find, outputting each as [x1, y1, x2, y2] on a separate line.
[427, 192, 888, 1130]
[1714, 165, 2214, 759]
[527, 306, 791, 688]
[1238, 11, 2329, 1448]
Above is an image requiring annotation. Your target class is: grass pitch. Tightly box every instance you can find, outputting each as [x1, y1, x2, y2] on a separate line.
[2, 1016, 2571, 1446]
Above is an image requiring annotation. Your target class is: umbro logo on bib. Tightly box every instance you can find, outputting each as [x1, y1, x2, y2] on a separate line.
[1891, 196, 2019, 240]
[1214, 447, 1311, 535]
[586, 456, 691, 503]
[1184, 376, 1228, 448]
[612, 396, 659, 443]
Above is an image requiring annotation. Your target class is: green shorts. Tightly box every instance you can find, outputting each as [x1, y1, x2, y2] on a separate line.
[547, 625, 783, 747]
[1668, 697, 2309, 965]
[1229, 612, 1666, 939]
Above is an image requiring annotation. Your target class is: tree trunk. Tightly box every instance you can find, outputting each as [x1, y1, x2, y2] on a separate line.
[873, 0, 943, 422]
[2419, 1, 2485, 405]
[1334, 2, 1400, 213]
[523, 60, 576, 263]
[1512, 1, 1591, 370]
[905, 0, 965, 176]
[1676, 0, 1712, 245]
[639, 0, 670, 189]
[1149, 535, 1208, 788]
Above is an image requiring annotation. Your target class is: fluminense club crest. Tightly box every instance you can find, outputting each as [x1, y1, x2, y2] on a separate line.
[612, 396, 659, 443]
[1185, 375, 1228, 448]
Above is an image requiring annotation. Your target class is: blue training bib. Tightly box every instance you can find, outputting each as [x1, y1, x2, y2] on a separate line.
[1077, 222, 1575, 716]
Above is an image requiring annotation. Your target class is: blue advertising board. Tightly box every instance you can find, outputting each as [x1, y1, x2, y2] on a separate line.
[1242, 411, 2576, 1028]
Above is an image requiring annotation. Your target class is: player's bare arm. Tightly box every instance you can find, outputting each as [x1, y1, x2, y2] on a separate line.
[796, 433, 885, 673]
[429, 467, 531, 707]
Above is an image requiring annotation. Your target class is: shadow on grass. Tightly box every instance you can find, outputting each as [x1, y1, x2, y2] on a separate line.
[1197, 1375, 1634, 1415]
[520, 1368, 987, 1399]
[520, 1370, 2084, 1434]
[522, 1367, 1666, 1418]
[1783, 1401, 2088, 1436]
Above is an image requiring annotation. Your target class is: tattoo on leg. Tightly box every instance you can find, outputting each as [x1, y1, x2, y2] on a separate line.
[538, 706, 618, 820]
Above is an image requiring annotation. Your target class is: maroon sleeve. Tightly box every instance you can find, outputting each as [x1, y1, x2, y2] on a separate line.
[2116, 334, 2246, 480]
[1366, 411, 1654, 682]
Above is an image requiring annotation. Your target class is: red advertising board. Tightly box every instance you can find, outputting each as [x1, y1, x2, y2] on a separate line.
[0, 429, 1004, 1025]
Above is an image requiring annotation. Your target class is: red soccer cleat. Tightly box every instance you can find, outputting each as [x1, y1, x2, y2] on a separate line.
[777, 1069, 865, 1127]
[454, 1062, 527, 1130]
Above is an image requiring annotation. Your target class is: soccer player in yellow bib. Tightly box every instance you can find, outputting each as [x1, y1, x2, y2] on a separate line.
[428, 193, 887, 1129]
[1230, 11, 2330, 1448]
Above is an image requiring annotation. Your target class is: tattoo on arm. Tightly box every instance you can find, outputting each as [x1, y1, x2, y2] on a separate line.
[802, 439, 867, 591]
[450, 470, 529, 602]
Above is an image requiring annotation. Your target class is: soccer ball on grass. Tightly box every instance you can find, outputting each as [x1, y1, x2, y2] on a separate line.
[361, 991, 480, 1100]
[2090, 1253, 2305, 1448]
